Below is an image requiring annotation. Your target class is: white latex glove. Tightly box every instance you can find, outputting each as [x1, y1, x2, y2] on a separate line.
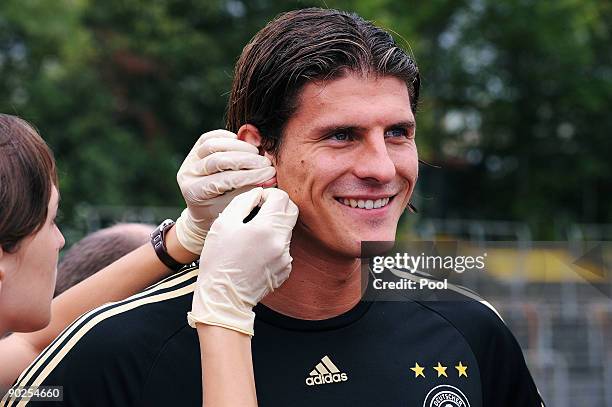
[187, 187, 298, 336]
[175, 129, 276, 254]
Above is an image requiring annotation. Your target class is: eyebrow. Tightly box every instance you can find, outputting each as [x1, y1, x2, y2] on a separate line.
[393, 120, 416, 129]
[314, 120, 416, 135]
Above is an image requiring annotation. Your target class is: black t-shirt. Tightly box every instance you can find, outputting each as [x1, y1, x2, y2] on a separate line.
[2, 266, 544, 406]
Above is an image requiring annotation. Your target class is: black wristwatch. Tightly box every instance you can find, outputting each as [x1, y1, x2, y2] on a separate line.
[151, 219, 185, 272]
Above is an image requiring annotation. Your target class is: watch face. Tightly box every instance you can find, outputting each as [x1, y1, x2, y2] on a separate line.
[160, 219, 175, 232]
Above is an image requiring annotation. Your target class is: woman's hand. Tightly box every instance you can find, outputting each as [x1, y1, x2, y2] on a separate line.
[175, 130, 276, 255]
[188, 187, 298, 336]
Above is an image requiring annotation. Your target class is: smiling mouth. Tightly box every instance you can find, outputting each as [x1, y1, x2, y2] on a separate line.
[335, 195, 395, 210]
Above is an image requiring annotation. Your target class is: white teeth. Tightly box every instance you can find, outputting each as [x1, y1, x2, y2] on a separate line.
[337, 197, 392, 210]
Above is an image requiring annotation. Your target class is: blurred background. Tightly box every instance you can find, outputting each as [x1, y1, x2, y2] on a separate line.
[1, 0, 611, 404]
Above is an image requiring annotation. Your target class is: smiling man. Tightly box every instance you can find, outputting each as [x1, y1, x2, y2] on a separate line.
[5, 8, 544, 407]
[236, 73, 418, 321]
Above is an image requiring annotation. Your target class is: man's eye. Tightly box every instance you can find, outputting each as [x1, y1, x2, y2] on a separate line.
[385, 128, 409, 138]
[329, 132, 353, 141]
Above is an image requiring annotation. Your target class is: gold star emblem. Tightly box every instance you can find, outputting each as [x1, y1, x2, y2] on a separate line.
[455, 361, 468, 377]
[410, 362, 425, 378]
[433, 362, 448, 377]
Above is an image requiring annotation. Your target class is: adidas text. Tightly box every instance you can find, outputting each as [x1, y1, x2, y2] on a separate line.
[305, 373, 348, 386]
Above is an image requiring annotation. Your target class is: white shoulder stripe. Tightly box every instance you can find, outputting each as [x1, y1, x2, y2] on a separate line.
[478, 300, 504, 322]
[441, 282, 505, 323]
[389, 268, 505, 323]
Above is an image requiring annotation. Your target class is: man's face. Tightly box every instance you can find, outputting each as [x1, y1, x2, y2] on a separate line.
[271, 73, 418, 258]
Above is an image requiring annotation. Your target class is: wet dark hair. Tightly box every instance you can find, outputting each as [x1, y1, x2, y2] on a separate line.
[226, 7, 420, 156]
[0, 114, 58, 253]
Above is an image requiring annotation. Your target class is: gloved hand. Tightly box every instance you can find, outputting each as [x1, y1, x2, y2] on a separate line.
[187, 187, 298, 336]
[175, 129, 276, 254]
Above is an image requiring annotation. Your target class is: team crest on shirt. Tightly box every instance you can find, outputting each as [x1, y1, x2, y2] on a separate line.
[423, 385, 470, 407]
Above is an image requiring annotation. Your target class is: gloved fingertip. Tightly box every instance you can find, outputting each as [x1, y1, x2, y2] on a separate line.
[262, 155, 272, 167]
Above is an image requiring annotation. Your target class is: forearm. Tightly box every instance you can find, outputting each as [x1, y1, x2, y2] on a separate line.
[0, 226, 197, 386]
[197, 325, 257, 407]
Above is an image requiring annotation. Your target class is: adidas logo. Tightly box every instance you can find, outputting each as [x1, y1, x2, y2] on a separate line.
[305, 355, 348, 386]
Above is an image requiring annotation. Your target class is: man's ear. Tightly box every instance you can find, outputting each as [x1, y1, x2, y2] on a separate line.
[237, 124, 263, 150]
[237, 124, 278, 189]
[237, 124, 275, 164]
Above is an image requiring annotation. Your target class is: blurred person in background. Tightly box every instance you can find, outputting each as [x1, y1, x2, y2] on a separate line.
[53, 223, 155, 297]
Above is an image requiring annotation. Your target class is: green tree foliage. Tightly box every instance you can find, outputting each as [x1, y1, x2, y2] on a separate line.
[1, 0, 610, 238]
[334, 0, 612, 237]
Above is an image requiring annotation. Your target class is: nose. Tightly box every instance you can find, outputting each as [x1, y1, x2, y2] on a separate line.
[352, 133, 396, 183]
[56, 226, 66, 250]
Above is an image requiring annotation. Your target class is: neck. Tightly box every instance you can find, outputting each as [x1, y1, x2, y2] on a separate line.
[261, 230, 363, 320]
